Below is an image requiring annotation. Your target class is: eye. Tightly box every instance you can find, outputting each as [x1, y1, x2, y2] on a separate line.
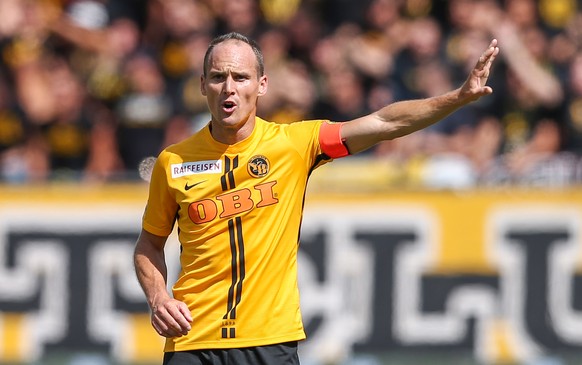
[234, 74, 249, 81]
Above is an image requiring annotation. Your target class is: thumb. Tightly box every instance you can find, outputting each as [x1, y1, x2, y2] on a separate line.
[480, 86, 494, 96]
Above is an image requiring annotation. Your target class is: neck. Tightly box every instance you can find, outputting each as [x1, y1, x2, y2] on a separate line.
[210, 116, 256, 145]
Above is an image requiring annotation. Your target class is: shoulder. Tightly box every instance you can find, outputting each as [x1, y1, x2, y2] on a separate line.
[258, 117, 327, 134]
[161, 126, 208, 156]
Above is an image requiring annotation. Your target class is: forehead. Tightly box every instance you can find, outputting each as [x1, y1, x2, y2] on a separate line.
[207, 40, 258, 73]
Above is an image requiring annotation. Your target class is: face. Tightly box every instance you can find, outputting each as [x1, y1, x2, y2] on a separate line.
[201, 40, 267, 139]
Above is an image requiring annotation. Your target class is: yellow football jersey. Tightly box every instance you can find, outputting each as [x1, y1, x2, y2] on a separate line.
[142, 117, 332, 351]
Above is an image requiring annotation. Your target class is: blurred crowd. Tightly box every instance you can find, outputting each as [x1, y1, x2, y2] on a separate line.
[1, 0, 582, 188]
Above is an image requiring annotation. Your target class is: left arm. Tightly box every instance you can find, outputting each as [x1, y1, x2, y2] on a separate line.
[341, 39, 500, 154]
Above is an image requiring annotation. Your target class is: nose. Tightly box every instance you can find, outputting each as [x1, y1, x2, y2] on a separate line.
[223, 75, 235, 94]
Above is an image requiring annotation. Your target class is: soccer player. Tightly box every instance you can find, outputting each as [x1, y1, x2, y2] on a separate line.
[133, 32, 499, 365]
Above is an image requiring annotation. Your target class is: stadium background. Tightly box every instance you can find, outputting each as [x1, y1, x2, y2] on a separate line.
[2, 0, 582, 364]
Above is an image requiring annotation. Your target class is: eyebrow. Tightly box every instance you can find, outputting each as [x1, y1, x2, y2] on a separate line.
[207, 68, 253, 78]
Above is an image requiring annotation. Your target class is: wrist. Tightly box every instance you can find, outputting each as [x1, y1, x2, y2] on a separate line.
[148, 290, 171, 310]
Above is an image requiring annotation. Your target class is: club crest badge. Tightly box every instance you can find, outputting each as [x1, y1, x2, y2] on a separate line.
[247, 155, 269, 178]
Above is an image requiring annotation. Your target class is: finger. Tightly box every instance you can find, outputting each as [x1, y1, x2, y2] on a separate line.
[167, 306, 192, 335]
[484, 39, 498, 57]
[154, 308, 187, 335]
[486, 44, 500, 65]
[478, 50, 495, 69]
[160, 327, 182, 338]
[152, 316, 182, 338]
[172, 316, 191, 335]
[178, 302, 193, 322]
[151, 319, 163, 335]
[478, 40, 499, 67]
[486, 48, 499, 68]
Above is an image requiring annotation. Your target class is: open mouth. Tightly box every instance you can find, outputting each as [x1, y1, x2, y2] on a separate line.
[222, 100, 236, 113]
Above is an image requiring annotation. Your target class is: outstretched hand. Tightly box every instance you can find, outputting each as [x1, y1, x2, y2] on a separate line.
[459, 39, 500, 102]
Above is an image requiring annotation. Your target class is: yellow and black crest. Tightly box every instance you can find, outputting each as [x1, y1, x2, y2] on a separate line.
[247, 155, 270, 178]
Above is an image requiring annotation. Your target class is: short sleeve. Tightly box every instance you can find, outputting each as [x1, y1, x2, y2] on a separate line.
[142, 151, 178, 237]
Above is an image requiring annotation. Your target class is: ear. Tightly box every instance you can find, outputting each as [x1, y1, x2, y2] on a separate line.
[258, 75, 268, 97]
[200, 74, 207, 96]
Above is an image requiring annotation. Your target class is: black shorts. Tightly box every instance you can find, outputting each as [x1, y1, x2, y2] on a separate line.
[162, 341, 299, 365]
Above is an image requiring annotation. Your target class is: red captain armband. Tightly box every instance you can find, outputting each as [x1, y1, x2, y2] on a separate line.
[319, 121, 350, 158]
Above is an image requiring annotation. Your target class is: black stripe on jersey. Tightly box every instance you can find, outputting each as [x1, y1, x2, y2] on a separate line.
[223, 217, 245, 321]
[229, 156, 238, 189]
[308, 153, 331, 177]
[224, 218, 238, 319]
[221, 157, 231, 191]
[220, 156, 239, 191]
[232, 216, 245, 319]
[222, 327, 236, 339]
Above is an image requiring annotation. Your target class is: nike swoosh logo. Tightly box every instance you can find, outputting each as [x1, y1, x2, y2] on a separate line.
[185, 180, 206, 191]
